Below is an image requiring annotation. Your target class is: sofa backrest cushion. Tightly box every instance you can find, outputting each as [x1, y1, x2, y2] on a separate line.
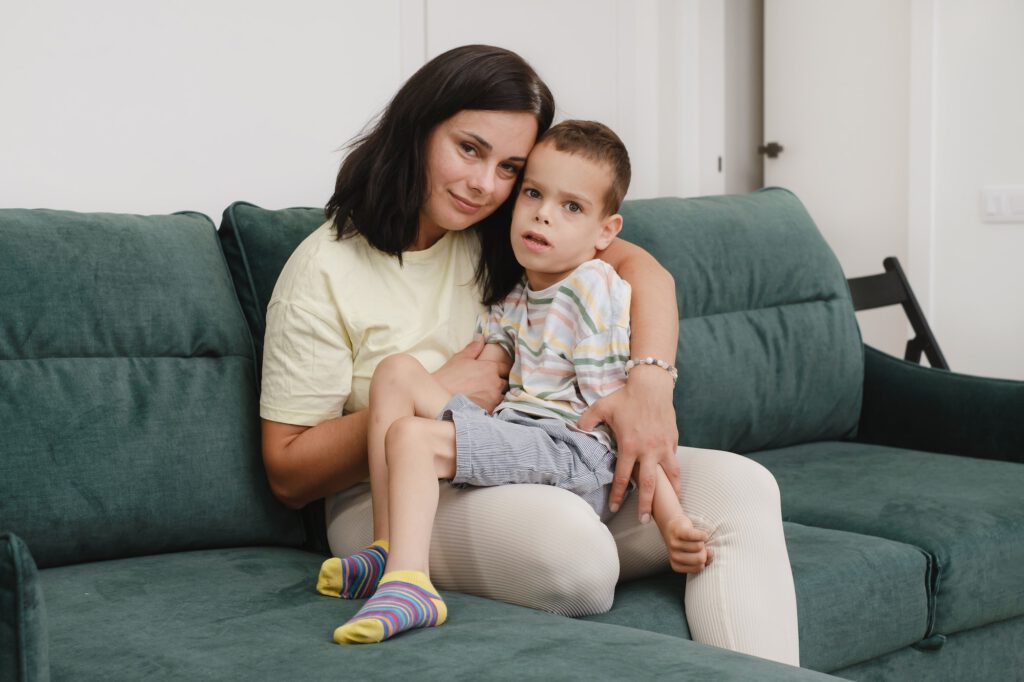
[619, 188, 863, 451]
[218, 202, 325, 370]
[0, 209, 304, 568]
[221, 189, 863, 455]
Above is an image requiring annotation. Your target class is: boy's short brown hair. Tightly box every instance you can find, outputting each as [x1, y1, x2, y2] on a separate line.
[538, 120, 631, 215]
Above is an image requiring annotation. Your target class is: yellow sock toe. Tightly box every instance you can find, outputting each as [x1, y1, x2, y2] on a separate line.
[316, 558, 342, 597]
[334, 617, 386, 645]
[331, 570, 447, 645]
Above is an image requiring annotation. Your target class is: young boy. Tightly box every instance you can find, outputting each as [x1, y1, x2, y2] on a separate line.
[317, 120, 708, 645]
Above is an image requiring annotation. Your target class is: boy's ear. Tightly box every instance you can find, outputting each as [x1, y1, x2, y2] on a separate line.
[596, 213, 623, 250]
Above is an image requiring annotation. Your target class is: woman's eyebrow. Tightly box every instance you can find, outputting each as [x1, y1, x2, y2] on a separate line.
[459, 130, 493, 151]
[460, 130, 528, 162]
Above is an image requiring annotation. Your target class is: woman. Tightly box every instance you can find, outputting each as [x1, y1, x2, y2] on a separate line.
[260, 45, 799, 666]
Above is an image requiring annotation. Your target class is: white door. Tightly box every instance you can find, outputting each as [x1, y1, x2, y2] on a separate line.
[763, 0, 912, 358]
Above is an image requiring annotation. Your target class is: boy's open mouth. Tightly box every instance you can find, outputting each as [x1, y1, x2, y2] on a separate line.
[523, 231, 550, 249]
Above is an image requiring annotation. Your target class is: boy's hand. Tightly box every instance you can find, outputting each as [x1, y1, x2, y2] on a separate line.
[662, 516, 714, 574]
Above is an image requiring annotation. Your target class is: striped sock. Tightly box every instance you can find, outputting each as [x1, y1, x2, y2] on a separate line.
[316, 540, 389, 599]
[333, 570, 447, 645]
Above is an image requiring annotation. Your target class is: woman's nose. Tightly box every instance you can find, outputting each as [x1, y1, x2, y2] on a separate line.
[468, 165, 496, 196]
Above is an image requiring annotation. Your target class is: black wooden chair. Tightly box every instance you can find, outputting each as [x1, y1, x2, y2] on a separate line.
[847, 256, 949, 370]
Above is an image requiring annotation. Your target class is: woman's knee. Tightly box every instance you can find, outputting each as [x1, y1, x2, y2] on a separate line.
[689, 449, 779, 500]
[522, 490, 619, 614]
[433, 484, 619, 617]
[726, 455, 781, 510]
[530, 524, 619, 617]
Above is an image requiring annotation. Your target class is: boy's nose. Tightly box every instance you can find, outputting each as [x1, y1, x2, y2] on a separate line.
[534, 214, 550, 225]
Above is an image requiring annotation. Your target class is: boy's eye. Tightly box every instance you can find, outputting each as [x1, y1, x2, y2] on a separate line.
[524, 188, 540, 199]
[565, 201, 582, 214]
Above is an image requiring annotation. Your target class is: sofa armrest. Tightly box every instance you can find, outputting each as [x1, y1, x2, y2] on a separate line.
[855, 345, 1024, 463]
[1, 533, 49, 682]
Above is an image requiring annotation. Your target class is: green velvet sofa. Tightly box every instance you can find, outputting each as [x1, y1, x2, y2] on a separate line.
[2, 189, 1021, 681]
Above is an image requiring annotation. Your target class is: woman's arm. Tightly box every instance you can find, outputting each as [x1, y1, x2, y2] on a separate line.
[583, 237, 680, 522]
[262, 412, 370, 510]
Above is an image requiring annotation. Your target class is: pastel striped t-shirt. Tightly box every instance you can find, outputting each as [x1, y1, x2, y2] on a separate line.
[479, 259, 631, 451]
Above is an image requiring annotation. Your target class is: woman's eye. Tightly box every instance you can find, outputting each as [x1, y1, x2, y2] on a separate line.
[499, 163, 519, 175]
[566, 201, 582, 214]
[460, 142, 477, 156]
[524, 188, 540, 199]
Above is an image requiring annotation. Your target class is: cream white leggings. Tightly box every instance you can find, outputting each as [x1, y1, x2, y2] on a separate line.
[326, 446, 800, 667]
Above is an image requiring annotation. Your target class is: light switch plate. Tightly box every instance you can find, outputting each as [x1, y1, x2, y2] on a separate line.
[981, 186, 1024, 223]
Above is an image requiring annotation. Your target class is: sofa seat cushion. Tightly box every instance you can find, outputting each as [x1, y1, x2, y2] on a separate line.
[747, 442, 1024, 636]
[38, 547, 834, 680]
[583, 522, 929, 673]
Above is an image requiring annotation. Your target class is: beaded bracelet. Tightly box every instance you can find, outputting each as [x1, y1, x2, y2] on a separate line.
[624, 357, 679, 383]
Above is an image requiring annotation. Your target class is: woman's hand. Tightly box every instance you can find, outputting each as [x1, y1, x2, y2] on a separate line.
[433, 336, 509, 412]
[577, 365, 680, 522]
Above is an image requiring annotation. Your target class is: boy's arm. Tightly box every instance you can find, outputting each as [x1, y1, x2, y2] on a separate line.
[651, 464, 686, 529]
[651, 465, 713, 574]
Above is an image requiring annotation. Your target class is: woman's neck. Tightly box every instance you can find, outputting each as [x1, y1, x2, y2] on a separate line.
[409, 220, 447, 252]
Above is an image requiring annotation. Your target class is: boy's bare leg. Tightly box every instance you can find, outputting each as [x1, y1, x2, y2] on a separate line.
[332, 408, 456, 644]
[650, 466, 713, 573]
[367, 354, 454, 540]
[317, 354, 452, 601]
[383, 418, 457, 573]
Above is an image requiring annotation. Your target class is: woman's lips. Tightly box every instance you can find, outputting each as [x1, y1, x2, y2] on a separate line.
[449, 191, 482, 213]
[522, 232, 551, 253]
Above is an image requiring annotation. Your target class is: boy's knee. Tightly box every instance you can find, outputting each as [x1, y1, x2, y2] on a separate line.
[373, 353, 420, 387]
[384, 416, 425, 461]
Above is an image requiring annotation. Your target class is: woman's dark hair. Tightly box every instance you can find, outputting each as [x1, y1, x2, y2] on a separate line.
[326, 44, 554, 305]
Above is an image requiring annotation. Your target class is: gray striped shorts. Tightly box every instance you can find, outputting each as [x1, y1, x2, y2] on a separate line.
[440, 393, 621, 521]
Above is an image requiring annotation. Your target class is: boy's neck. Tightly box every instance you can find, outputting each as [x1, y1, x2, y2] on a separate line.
[524, 260, 592, 291]
[524, 269, 559, 291]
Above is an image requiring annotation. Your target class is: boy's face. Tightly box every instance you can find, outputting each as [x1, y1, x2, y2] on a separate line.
[510, 141, 622, 290]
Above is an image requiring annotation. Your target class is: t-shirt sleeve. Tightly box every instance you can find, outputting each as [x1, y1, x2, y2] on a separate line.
[571, 262, 631, 405]
[260, 299, 354, 426]
[478, 299, 515, 359]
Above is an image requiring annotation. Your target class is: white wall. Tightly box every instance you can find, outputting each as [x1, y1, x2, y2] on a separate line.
[927, 0, 1024, 378]
[0, 1, 760, 223]
[0, 2, 405, 222]
[421, 0, 758, 200]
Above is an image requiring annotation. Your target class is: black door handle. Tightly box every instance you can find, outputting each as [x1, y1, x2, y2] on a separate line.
[758, 142, 784, 158]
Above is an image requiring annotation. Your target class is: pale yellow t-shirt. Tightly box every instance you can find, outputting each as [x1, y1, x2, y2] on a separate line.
[260, 220, 485, 426]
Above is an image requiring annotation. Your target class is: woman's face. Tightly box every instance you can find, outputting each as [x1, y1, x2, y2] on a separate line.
[418, 110, 538, 247]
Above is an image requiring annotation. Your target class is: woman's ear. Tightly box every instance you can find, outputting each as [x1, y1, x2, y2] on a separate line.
[595, 213, 623, 250]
